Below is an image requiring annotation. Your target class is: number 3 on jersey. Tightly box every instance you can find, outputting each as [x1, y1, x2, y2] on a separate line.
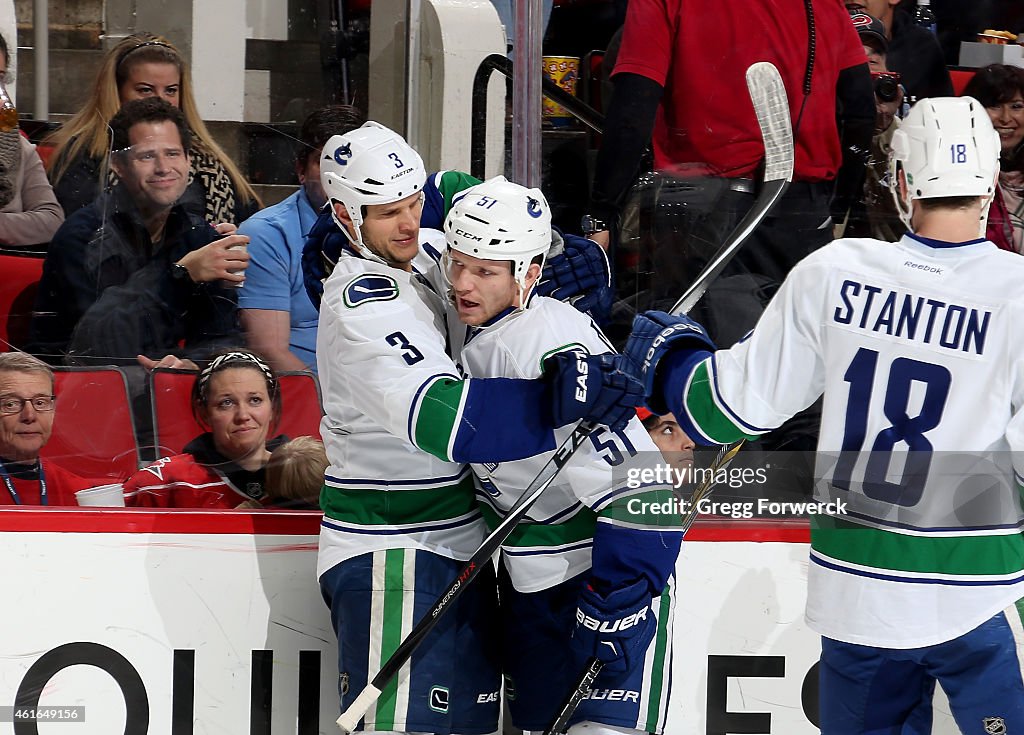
[385, 331, 424, 365]
[835, 347, 951, 507]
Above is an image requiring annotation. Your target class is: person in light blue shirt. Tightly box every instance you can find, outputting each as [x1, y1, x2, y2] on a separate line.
[238, 106, 366, 372]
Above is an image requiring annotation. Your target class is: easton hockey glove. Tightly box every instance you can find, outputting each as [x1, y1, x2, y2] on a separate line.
[571, 578, 656, 676]
[544, 349, 643, 433]
[536, 232, 614, 325]
[623, 311, 716, 415]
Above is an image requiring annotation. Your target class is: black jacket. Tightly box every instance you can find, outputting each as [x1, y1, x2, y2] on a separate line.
[887, 10, 954, 102]
[28, 186, 241, 364]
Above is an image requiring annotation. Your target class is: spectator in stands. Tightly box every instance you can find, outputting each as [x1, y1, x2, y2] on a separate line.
[843, 12, 907, 241]
[238, 105, 365, 372]
[845, 0, 952, 101]
[964, 64, 1024, 253]
[589, 0, 874, 345]
[235, 436, 326, 509]
[638, 406, 694, 473]
[45, 32, 260, 227]
[0, 32, 64, 248]
[124, 350, 288, 508]
[27, 98, 247, 367]
[0, 352, 96, 505]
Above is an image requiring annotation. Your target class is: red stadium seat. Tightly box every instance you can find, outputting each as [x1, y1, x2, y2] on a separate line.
[43, 367, 141, 481]
[0, 252, 44, 352]
[950, 69, 976, 96]
[150, 368, 323, 457]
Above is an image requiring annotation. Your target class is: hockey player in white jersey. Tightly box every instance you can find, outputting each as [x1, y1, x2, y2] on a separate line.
[314, 122, 643, 735]
[622, 96, 1024, 733]
[443, 177, 683, 735]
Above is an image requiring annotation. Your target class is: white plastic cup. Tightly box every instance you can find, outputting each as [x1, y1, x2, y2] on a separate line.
[225, 242, 248, 288]
[75, 483, 126, 507]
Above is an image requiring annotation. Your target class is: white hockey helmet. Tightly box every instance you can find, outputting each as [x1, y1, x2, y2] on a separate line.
[889, 96, 1000, 232]
[320, 121, 426, 261]
[444, 176, 552, 292]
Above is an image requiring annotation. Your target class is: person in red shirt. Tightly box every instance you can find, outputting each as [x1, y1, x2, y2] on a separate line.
[589, 0, 874, 346]
[124, 350, 287, 509]
[0, 352, 96, 505]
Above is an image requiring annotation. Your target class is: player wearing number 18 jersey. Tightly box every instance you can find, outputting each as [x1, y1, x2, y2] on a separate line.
[623, 97, 1024, 733]
[444, 178, 682, 735]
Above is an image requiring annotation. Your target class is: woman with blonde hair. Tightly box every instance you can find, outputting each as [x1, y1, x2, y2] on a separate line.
[45, 32, 260, 225]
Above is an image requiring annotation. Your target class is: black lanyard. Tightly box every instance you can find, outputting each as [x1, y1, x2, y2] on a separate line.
[0, 460, 47, 506]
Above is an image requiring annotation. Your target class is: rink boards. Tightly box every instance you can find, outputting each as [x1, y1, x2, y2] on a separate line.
[0, 511, 959, 734]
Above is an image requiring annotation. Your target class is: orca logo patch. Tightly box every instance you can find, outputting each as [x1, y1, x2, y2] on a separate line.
[429, 686, 450, 713]
[343, 274, 400, 308]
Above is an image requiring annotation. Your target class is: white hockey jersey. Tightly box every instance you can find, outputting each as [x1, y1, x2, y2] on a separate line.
[459, 297, 679, 593]
[315, 231, 485, 576]
[672, 233, 1024, 648]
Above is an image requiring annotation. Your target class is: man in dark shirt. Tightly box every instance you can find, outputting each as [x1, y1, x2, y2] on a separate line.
[29, 98, 249, 366]
[846, 0, 953, 101]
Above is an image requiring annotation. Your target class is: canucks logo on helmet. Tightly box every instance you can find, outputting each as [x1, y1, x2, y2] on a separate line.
[332, 142, 353, 165]
[526, 196, 544, 219]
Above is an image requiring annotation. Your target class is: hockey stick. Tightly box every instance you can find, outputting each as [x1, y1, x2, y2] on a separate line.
[542, 63, 791, 735]
[542, 442, 744, 735]
[669, 61, 794, 317]
[336, 62, 794, 735]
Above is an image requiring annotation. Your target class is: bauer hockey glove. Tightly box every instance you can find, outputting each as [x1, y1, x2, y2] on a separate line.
[623, 310, 716, 415]
[536, 232, 614, 325]
[571, 578, 657, 676]
[544, 349, 643, 433]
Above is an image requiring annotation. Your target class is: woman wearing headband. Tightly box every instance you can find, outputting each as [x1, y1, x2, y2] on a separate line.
[123, 350, 287, 508]
[45, 32, 260, 226]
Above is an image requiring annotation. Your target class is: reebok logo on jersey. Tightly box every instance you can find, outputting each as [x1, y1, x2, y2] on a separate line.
[575, 606, 648, 633]
[343, 274, 400, 308]
[903, 260, 943, 275]
[574, 352, 589, 402]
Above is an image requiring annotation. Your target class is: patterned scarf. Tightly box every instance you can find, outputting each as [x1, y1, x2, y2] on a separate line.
[190, 141, 238, 224]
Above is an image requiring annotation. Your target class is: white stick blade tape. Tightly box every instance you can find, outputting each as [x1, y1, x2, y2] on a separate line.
[337, 685, 383, 734]
[746, 61, 795, 183]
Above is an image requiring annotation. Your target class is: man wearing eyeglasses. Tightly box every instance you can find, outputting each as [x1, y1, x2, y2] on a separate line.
[0, 352, 95, 505]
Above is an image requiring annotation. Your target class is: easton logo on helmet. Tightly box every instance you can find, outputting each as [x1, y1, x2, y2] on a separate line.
[333, 143, 353, 165]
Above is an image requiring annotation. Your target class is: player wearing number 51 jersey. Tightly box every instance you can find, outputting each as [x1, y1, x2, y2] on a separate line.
[623, 97, 1024, 734]
[444, 178, 682, 735]
[314, 123, 642, 735]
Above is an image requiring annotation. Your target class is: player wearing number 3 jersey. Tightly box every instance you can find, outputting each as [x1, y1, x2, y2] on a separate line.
[314, 123, 643, 735]
[444, 177, 682, 735]
[623, 97, 1024, 734]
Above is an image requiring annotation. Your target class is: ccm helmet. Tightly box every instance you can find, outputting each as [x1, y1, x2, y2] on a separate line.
[444, 176, 552, 294]
[320, 121, 426, 261]
[889, 96, 1000, 232]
